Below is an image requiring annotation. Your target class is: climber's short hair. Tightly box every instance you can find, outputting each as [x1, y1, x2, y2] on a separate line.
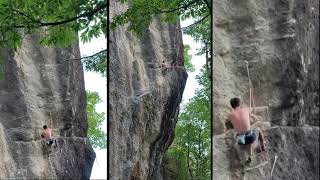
[230, 97, 240, 109]
[43, 125, 48, 129]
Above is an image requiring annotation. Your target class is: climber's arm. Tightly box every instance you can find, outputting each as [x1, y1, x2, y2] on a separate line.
[250, 113, 258, 124]
[225, 115, 233, 131]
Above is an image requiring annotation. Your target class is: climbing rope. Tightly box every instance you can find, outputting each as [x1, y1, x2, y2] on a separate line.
[244, 61, 256, 113]
[270, 153, 278, 178]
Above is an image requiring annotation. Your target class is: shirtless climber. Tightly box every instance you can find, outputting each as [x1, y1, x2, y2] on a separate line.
[225, 97, 266, 163]
[171, 62, 177, 68]
[41, 125, 54, 145]
[161, 61, 169, 71]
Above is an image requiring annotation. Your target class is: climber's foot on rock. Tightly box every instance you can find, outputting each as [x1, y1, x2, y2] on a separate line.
[246, 156, 251, 164]
[257, 146, 266, 153]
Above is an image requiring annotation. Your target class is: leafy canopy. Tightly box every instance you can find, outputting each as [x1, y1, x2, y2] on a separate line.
[0, 0, 108, 77]
[0, 0, 211, 76]
[183, 44, 195, 72]
[111, 0, 210, 36]
[165, 66, 211, 178]
[0, 0, 107, 48]
[86, 91, 106, 149]
[82, 49, 107, 76]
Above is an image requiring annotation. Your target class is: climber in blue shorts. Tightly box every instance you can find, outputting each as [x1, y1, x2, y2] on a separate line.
[41, 125, 54, 145]
[236, 128, 257, 146]
[225, 97, 266, 163]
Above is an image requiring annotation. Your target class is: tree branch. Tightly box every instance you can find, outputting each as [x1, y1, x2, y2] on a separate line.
[181, 14, 209, 30]
[155, 0, 201, 14]
[14, 2, 107, 28]
[11, 9, 43, 24]
[64, 49, 107, 61]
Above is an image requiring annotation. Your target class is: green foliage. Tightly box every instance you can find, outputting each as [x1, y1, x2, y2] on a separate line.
[82, 49, 107, 76]
[86, 91, 106, 149]
[163, 147, 188, 180]
[0, 0, 107, 48]
[0, 0, 107, 75]
[183, 16, 210, 56]
[183, 44, 195, 72]
[195, 66, 210, 99]
[166, 66, 211, 178]
[111, 0, 182, 36]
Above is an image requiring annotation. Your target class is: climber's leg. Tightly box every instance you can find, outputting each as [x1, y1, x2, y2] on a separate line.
[256, 128, 266, 151]
[54, 139, 58, 148]
[244, 129, 257, 163]
[245, 144, 252, 163]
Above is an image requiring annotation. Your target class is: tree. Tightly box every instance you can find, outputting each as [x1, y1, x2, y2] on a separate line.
[184, 44, 195, 72]
[68, 49, 107, 76]
[165, 66, 211, 178]
[0, 0, 107, 48]
[86, 91, 106, 149]
[0, 0, 108, 76]
[111, 0, 211, 34]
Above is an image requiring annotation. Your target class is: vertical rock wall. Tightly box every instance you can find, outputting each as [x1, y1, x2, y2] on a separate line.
[0, 33, 95, 179]
[212, 0, 319, 179]
[109, 1, 187, 179]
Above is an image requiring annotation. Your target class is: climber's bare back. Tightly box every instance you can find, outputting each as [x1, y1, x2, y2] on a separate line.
[228, 106, 251, 134]
[41, 128, 52, 139]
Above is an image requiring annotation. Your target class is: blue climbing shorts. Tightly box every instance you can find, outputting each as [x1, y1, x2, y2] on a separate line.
[237, 129, 257, 145]
[46, 139, 54, 145]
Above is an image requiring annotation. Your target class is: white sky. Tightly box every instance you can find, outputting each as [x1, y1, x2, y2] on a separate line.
[180, 19, 206, 104]
[79, 18, 205, 180]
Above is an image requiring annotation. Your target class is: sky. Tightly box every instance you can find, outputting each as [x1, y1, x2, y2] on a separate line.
[79, 18, 205, 180]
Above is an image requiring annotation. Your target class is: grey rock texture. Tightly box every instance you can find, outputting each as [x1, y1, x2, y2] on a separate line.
[0, 33, 95, 179]
[212, 0, 319, 179]
[213, 125, 319, 180]
[109, 1, 187, 179]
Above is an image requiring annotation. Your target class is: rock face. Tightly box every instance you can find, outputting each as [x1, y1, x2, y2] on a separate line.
[109, 1, 187, 179]
[0, 34, 95, 179]
[212, 0, 319, 179]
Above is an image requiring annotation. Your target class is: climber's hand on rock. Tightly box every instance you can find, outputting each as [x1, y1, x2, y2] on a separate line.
[246, 156, 252, 164]
[250, 113, 259, 124]
[225, 120, 233, 130]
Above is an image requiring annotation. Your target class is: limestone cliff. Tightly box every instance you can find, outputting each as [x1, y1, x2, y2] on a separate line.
[212, 0, 319, 179]
[109, 1, 187, 179]
[0, 34, 95, 179]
